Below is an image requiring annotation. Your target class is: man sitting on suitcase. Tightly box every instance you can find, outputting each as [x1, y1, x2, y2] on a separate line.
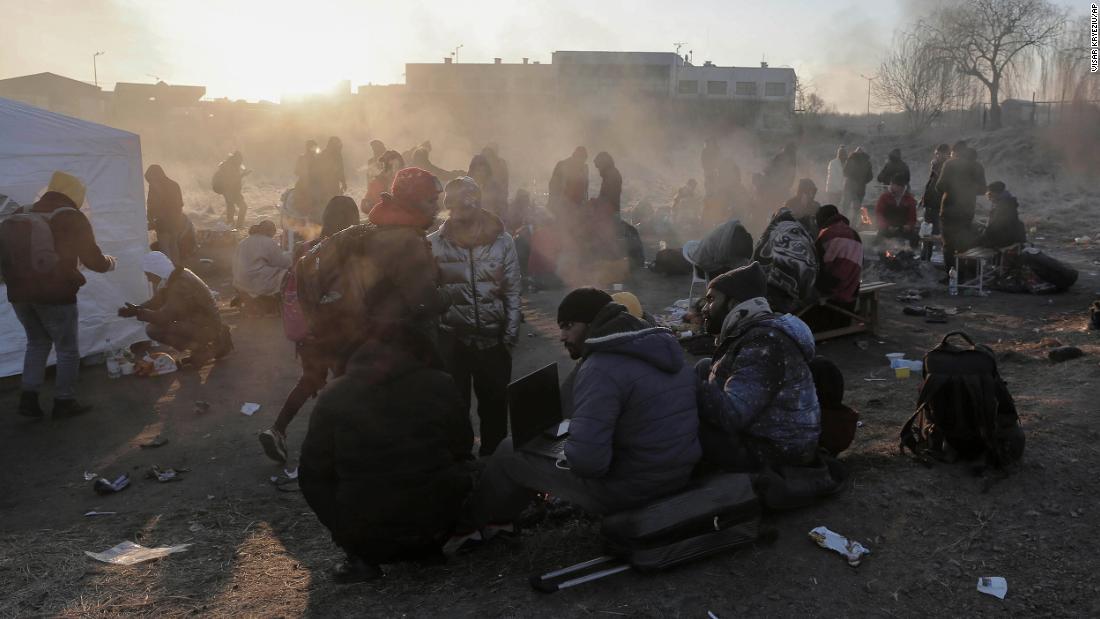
[455, 288, 700, 544]
[696, 262, 821, 472]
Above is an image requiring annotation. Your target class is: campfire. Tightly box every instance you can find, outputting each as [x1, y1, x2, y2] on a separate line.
[879, 249, 920, 272]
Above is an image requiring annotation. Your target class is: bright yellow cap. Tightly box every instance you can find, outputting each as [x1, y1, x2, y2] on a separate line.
[47, 171, 86, 207]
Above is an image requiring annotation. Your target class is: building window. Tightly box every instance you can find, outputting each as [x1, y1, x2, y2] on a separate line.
[677, 80, 698, 95]
[734, 81, 758, 96]
[707, 80, 728, 95]
[765, 82, 787, 96]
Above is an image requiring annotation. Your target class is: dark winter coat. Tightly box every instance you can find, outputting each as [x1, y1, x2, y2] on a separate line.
[299, 342, 476, 563]
[698, 312, 821, 467]
[876, 151, 911, 186]
[429, 210, 522, 348]
[920, 159, 946, 222]
[842, 151, 874, 198]
[140, 267, 222, 332]
[936, 157, 987, 223]
[146, 167, 184, 232]
[597, 164, 623, 215]
[2, 192, 114, 305]
[815, 214, 863, 304]
[566, 303, 701, 509]
[977, 191, 1027, 249]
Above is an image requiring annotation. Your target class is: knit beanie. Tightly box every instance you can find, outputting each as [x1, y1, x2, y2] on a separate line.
[444, 176, 481, 208]
[390, 167, 442, 204]
[557, 287, 613, 324]
[708, 261, 767, 304]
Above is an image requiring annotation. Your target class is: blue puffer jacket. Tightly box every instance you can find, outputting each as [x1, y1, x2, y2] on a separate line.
[699, 311, 821, 467]
[566, 304, 701, 510]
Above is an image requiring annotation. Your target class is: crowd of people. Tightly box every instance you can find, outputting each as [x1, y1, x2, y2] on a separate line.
[0, 129, 1031, 584]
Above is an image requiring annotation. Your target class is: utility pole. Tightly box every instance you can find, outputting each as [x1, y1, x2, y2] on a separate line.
[859, 73, 875, 117]
[93, 51, 105, 87]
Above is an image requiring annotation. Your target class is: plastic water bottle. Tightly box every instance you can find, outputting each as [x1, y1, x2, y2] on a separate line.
[948, 267, 958, 297]
[105, 338, 121, 379]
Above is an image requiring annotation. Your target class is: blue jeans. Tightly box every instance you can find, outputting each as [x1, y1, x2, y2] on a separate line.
[12, 302, 80, 399]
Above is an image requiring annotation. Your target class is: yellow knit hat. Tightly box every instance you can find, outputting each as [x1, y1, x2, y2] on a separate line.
[47, 171, 86, 207]
[611, 292, 644, 319]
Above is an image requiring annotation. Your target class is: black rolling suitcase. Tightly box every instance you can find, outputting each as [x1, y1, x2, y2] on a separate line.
[531, 473, 762, 592]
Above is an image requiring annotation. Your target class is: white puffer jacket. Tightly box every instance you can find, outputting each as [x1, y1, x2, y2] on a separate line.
[428, 210, 522, 348]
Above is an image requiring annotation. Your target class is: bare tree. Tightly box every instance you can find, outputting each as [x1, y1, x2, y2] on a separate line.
[873, 30, 965, 134]
[926, 0, 1066, 130]
[1040, 20, 1100, 103]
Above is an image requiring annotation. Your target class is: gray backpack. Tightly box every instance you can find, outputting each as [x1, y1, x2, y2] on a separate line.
[0, 207, 74, 279]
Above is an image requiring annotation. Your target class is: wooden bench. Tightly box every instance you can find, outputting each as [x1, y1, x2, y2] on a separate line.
[797, 281, 896, 342]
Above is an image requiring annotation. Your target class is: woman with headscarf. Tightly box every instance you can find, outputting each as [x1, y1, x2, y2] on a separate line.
[259, 196, 361, 464]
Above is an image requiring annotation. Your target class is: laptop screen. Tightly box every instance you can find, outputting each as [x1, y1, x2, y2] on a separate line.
[507, 363, 562, 448]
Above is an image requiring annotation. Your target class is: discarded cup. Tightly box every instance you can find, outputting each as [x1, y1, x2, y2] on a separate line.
[894, 367, 911, 379]
[977, 576, 1007, 599]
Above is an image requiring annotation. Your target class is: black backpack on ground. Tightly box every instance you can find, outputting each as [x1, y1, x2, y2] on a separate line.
[1021, 248, 1077, 291]
[531, 473, 762, 592]
[899, 331, 1025, 467]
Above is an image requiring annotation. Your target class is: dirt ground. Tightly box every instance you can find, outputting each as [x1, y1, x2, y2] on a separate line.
[2, 226, 1099, 617]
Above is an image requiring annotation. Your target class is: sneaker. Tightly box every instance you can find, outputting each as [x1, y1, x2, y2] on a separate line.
[332, 556, 383, 584]
[18, 391, 43, 418]
[258, 428, 288, 464]
[52, 399, 93, 418]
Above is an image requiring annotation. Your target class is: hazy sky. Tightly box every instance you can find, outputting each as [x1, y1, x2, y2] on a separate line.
[1, 0, 1085, 112]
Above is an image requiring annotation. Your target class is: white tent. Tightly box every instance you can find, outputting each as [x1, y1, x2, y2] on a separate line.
[0, 97, 149, 377]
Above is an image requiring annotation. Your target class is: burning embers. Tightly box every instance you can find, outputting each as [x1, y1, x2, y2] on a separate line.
[879, 249, 920, 272]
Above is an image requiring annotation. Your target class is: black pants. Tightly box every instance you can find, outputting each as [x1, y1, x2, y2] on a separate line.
[223, 192, 247, 228]
[942, 218, 975, 271]
[442, 336, 512, 456]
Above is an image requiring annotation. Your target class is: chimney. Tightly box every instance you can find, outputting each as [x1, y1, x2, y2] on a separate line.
[522, 57, 529, 64]
[494, 57, 502, 64]
[760, 61, 768, 68]
[444, 57, 452, 64]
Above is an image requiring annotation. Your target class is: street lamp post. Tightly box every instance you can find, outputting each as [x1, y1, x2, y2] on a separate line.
[93, 51, 105, 87]
[859, 73, 875, 117]
[452, 44, 464, 64]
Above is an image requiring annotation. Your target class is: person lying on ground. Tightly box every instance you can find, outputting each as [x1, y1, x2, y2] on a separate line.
[752, 208, 819, 314]
[430, 177, 522, 457]
[804, 205, 863, 333]
[696, 262, 821, 472]
[454, 289, 700, 545]
[119, 251, 232, 366]
[976, 181, 1027, 249]
[3, 171, 116, 418]
[299, 327, 477, 583]
[232, 220, 291, 309]
[259, 197, 360, 465]
[874, 175, 918, 248]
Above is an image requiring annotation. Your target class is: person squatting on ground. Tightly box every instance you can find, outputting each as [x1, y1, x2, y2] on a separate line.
[456, 288, 700, 540]
[874, 174, 918, 248]
[696, 262, 822, 472]
[1, 172, 117, 418]
[429, 177, 522, 456]
[145, 164, 185, 265]
[936, 142, 987, 269]
[232, 220, 291, 310]
[298, 326, 478, 583]
[119, 251, 232, 367]
[259, 197, 360, 464]
[803, 204, 863, 333]
[213, 151, 249, 229]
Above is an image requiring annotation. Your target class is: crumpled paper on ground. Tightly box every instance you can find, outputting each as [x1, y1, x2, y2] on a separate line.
[84, 541, 191, 565]
[809, 526, 871, 567]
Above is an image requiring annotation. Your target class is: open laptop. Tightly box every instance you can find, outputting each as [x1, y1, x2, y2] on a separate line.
[508, 363, 570, 460]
